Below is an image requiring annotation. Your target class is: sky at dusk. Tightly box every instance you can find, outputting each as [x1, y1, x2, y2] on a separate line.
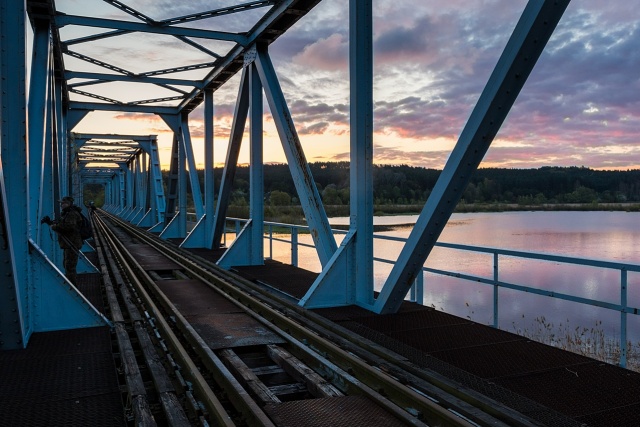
[58, 1, 640, 170]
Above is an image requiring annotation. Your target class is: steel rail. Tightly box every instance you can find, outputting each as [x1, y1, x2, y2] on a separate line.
[98, 211, 428, 426]
[93, 217, 238, 427]
[113, 212, 545, 426]
[99, 210, 493, 427]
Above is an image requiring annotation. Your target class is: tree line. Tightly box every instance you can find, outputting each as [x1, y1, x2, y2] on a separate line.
[85, 163, 640, 209]
[207, 163, 640, 207]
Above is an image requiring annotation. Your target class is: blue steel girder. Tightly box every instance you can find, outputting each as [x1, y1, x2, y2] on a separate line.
[2, 0, 109, 349]
[1, 0, 30, 349]
[299, 0, 374, 309]
[62, 0, 276, 50]
[55, 14, 249, 44]
[158, 114, 204, 221]
[212, 67, 250, 249]
[25, 0, 325, 132]
[25, 0, 325, 131]
[203, 89, 215, 245]
[65, 71, 203, 89]
[374, 0, 571, 314]
[217, 62, 264, 267]
[253, 45, 337, 268]
[28, 21, 52, 244]
[158, 128, 188, 239]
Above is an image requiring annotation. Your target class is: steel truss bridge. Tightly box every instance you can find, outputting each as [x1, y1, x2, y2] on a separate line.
[0, 0, 573, 349]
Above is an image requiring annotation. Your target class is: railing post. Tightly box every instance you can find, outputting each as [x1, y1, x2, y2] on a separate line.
[620, 269, 628, 368]
[269, 224, 273, 260]
[291, 227, 298, 267]
[493, 252, 499, 328]
[235, 219, 241, 236]
[416, 270, 424, 305]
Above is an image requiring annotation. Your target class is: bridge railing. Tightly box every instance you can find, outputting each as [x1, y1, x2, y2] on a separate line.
[223, 217, 640, 368]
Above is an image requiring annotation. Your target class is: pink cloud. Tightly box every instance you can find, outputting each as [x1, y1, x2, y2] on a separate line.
[292, 33, 348, 71]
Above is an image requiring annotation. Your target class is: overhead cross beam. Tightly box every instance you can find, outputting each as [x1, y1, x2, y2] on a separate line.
[55, 14, 249, 44]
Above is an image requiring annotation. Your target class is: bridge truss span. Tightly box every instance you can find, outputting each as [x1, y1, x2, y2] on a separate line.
[2, 0, 576, 349]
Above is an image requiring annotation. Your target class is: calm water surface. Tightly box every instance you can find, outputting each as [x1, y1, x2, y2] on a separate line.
[266, 211, 640, 345]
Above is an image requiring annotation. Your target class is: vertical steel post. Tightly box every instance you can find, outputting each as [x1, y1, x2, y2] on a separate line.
[417, 270, 424, 305]
[204, 89, 215, 246]
[39, 60, 57, 259]
[248, 63, 264, 264]
[180, 115, 204, 219]
[350, 0, 374, 305]
[178, 129, 187, 236]
[53, 82, 65, 209]
[0, 0, 29, 349]
[269, 224, 273, 260]
[291, 227, 298, 267]
[298, 0, 372, 309]
[118, 164, 126, 211]
[212, 68, 249, 248]
[28, 23, 51, 240]
[138, 137, 166, 226]
[493, 252, 499, 328]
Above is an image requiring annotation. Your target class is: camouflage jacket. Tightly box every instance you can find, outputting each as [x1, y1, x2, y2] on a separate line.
[51, 206, 83, 249]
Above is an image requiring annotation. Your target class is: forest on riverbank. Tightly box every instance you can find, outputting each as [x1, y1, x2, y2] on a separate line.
[85, 164, 640, 216]
[214, 163, 640, 207]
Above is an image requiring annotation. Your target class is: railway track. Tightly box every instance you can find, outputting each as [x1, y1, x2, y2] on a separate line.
[91, 209, 538, 427]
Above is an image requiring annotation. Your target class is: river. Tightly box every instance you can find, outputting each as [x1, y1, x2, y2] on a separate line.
[265, 211, 640, 357]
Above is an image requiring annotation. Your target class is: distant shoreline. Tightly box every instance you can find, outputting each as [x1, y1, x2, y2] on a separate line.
[452, 202, 640, 213]
[251, 202, 640, 230]
[323, 203, 640, 232]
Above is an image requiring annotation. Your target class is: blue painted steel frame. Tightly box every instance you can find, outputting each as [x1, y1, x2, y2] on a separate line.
[300, 0, 374, 309]
[8, 0, 585, 347]
[253, 45, 337, 267]
[374, 0, 571, 314]
[218, 63, 265, 267]
[212, 68, 250, 248]
[0, 2, 108, 349]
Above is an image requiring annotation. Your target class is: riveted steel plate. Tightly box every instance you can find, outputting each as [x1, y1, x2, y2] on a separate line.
[264, 395, 407, 427]
[125, 243, 181, 270]
[186, 313, 285, 350]
[156, 279, 241, 315]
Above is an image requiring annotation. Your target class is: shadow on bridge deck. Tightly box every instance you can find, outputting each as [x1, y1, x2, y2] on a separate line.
[232, 259, 640, 427]
[0, 273, 124, 427]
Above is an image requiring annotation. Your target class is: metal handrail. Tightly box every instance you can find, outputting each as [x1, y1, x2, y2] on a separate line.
[223, 217, 639, 368]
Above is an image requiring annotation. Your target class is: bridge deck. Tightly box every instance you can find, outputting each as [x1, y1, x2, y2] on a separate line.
[3, 259, 639, 426]
[0, 273, 124, 427]
[233, 260, 640, 427]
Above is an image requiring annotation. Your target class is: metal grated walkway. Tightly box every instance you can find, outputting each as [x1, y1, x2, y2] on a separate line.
[0, 276, 124, 426]
[235, 260, 640, 427]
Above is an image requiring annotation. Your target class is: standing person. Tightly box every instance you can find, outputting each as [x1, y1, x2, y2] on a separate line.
[43, 196, 83, 285]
